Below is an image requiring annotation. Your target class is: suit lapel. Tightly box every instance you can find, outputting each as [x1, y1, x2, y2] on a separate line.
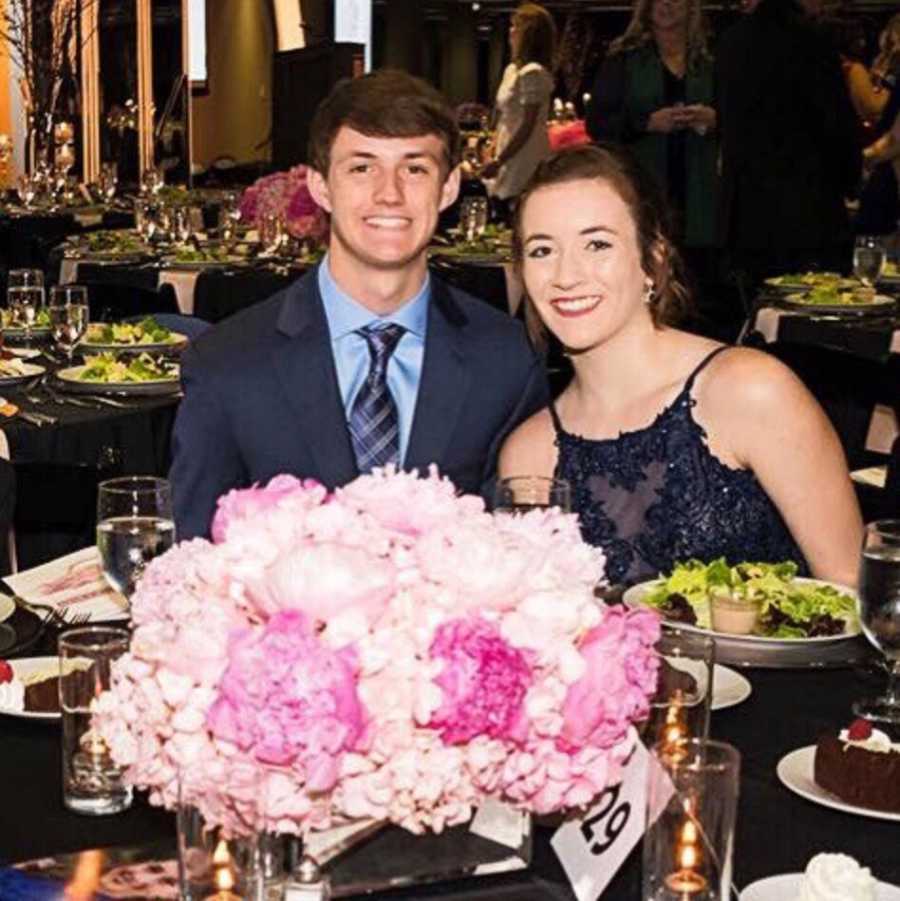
[405, 279, 471, 473]
[271, 270, 357, 488]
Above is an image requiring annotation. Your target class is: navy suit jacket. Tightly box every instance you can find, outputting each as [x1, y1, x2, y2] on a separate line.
[170, 267, 548, 539]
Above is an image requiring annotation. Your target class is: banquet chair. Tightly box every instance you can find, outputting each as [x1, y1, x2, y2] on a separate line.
[83, 281, 179, 323]
[13, 455, 122, 571]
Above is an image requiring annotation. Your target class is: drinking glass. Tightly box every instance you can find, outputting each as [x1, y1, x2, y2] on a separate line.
[493, 476, 571, 513]
[259, 213, 284, 253]
[99, 161, 118, 202]
[7, 285, 45, 344]
[853, 235, 885, 287]
[59, 626, 133, 815]
[854, 519, 900, 724]
[642, 630, 715, 749]
[96, 477, 176, 598]
[470, 196, 489, 237]
[141, 167, 164, 197]
[644, 739, 740, 901]
[174, 207, 193, 244]
[16, 172, 36, 208]
[7, 268, 44, 289]
[48, 285, 89, 362]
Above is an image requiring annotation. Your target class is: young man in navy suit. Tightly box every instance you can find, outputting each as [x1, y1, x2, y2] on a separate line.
[170, 70, 547, 539]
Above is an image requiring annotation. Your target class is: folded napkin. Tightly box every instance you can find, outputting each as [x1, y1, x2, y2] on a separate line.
[59, 258, 79, 284]
[72, 210, 104, 228]
[866, 403, 899, 455]
[851, 466, 888, 489]
[4, 546, 129, 622]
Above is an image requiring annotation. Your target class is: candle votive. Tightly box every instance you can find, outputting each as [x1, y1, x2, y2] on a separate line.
[641, 630, 714, 750]
[643, 739, 740, 901]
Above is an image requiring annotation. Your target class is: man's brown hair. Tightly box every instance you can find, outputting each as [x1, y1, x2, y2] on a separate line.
[308, 70, 461, 176]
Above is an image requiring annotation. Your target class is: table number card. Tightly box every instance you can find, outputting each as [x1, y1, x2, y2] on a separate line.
[551, 737, 674, 901]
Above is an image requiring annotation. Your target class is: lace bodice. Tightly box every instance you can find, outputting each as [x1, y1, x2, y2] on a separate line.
[552, 347, 808, 585]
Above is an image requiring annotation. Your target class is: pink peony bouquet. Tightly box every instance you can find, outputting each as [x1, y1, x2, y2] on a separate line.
[238, 164, 329, 242]
[94, 468, 659, 838]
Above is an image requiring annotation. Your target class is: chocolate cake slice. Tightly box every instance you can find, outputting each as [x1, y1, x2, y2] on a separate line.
[814, 732, 900, 814]
[23, 675, 60, 713]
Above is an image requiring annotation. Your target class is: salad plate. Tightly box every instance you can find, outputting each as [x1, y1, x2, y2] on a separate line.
[776, 747, 900, 823]
[781, 290, 895, 315]
[741, 873, 900, 900]
[763, 272, 858, 293]
[711, 664, 751, 711]
[623, 560, 863, 668]
[80, 318, 187, 353]
[55, 355, 180, 396]
[0, 359, 44, 387]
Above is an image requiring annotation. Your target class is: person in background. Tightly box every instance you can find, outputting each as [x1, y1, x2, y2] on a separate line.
[499, 145, 861, 587]
[481, 3, 557, 213]
[170, 71, 547, 539]
[830, 19, 888, 129]
[716, 0, 861, 285]
[586, 0, 717, 252]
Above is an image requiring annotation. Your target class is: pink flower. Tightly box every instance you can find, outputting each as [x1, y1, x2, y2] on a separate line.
[238, 164, 328, 242]
[206, 611, 367, 791]
[558, 606, 660, 751]
[211, 475, 323, 542]
[428, 618, 532, 745]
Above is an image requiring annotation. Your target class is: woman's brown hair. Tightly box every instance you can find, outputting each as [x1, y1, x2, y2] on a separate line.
[512, 3, 557, 70]
[512, 143, 693, 349]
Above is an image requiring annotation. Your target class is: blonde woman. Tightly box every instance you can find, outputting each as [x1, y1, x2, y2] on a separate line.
[482, 4, 557, 203]
[586, 0, 716, 251]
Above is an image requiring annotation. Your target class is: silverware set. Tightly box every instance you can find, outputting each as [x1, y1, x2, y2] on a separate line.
[13, 595, 93, 629]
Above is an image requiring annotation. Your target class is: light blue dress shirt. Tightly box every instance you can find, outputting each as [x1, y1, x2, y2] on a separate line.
[318, 257, 429, 465]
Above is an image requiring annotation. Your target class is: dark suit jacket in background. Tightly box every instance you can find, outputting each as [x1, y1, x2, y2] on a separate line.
[170, 268, 548, 539]
[716, 0, 861, 261]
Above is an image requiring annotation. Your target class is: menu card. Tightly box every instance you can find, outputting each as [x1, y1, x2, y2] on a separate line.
[4, 546, 128, 622]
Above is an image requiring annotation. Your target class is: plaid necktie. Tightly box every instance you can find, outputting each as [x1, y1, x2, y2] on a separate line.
[349, 323, 406, 473]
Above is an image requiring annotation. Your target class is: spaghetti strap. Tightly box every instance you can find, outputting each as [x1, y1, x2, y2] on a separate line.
[547, 398, 564, 434]
[683, 345, 731, 392]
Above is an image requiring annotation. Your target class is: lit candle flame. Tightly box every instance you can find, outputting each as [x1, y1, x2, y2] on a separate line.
[215, 864, 235, 892]
[212, 839, 230, 867]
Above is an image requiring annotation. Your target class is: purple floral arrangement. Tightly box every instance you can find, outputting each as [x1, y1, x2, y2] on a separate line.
[238, 164, 329, 242]
[95, 468, 659, 838]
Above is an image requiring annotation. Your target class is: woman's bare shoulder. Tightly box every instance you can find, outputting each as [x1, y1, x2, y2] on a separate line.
[498, 406, 558, 477]
[700, 346, 811, 410]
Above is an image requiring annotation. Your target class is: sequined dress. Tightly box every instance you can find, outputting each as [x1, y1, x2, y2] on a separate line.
[551, 347, 808, 585]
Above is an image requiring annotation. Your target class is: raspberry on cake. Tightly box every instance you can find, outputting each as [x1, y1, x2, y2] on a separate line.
[814, 720, 900, 814]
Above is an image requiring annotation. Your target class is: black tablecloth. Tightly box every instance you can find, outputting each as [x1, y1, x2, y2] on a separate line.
[1, 651, 897, 898]
[1, 358, 178, 568]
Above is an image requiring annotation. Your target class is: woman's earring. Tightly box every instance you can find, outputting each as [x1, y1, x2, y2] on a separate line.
[643, 279, 656, 305]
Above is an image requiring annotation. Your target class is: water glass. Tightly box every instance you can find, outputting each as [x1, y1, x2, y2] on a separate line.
[855, 519, 900, 724]
[259, 213, 284, 252]
[643, 739, 740, 901]
[96, 477, 175, 598]
[174, 207, 193, 244]
[141, 167, 164, 197]
[7, 285, 45, 344]
[642, 630, 715, 751]
[16, 173, 36, 208]
[7, 268, 44, 289]
[493, 476, 571, 513]
[48, 285, 89, 362]
[853, 235, 885, 287]
[59, 626, 133, 815]
[99, 161, 118, 202]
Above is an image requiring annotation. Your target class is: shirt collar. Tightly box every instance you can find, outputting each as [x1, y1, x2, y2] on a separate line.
[318, 255, 430, 340]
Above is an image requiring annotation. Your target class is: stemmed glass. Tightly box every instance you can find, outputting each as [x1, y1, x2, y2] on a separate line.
[8, 268, 44, 290]
[853, 235, 885, 288]
[98, 162, 118, 202]
[141, 167, 164, 197]
[7, 285, 45, 345]
[96, 477, 176, 599]
[48, 285, 89, 363]
[855, 520, 900, 724]
[16, 173, 37, 209]
[493, 476, 571, 513]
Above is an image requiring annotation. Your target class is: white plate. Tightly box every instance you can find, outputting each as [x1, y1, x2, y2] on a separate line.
[0, 360, 45, 386]
[712, 664, 751, 710]
[782, 292, 896, 315]
[0, 594, 13, 623]
[55, 364, 180, 396]
[80, 331, 188, 353]
[742, 873, 900, 900]
[776, 746, 900, 823]
[0, 656, 60, 721]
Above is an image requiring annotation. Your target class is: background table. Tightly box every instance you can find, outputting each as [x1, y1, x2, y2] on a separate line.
[1, 639, 896, 898]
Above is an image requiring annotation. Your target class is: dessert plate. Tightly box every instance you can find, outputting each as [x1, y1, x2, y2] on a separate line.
[711, 665, 751, 711]
[741, 873, 900, 900]
[776, 746, 900, 823]
[0, 594, 13, 624]
[0, 656, 60, 721]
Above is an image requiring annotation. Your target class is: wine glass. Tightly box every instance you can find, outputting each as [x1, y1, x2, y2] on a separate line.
[96, 477, 176, 599]
[7, 268, 44, 290]
[48, 285, 89, 363]
[16, 173, 36, 209]
[855, 520, 900, 724]
[141, 167, 164, 197]
[99, 162, 118, 202]
[7, 285, 45, 345]
[853, 235, 885, 288]
[493, 476, 571, 514]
